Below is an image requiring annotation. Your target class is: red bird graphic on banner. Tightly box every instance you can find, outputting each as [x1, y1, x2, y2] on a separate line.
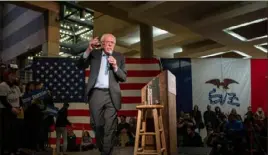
[205, 78, 239, 89]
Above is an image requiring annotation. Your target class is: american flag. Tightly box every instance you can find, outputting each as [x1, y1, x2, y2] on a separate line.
[32, 57, 85, 102]
[32, 57, 161, 144]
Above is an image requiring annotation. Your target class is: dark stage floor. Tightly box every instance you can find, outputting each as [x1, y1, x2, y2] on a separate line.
[20, 147, 134, 155]
[21, 146, 212, 155]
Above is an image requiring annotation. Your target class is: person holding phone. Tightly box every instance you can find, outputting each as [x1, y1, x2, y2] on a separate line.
[77, 34, 127, 155]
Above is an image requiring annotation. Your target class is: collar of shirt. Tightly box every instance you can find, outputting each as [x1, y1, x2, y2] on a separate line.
[102, 51, 113, 56]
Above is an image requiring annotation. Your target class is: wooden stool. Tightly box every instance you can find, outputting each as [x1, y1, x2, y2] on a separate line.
[134, 105, 167, 155]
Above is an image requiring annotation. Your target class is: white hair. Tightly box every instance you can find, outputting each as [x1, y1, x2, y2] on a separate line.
[100, 33, 116, 43]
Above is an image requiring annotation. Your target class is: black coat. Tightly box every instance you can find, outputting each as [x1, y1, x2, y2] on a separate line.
[56, 107, 71, 127]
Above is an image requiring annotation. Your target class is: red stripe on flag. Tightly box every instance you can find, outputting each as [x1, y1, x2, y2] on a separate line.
[120, 83, 146, 90]
[125, 58, 159, 64]
[122, 97, 141, 103]
[85, 70, 160, 77]
[127, 70, 161, 77]
[71, 123, 92, 130]
[68, 110, 89, 117]
[117, 110, 138, 116]
[68, 110, 138, 117]
[251, 59, 268, 115]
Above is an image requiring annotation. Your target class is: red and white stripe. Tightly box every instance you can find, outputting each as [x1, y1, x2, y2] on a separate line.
[49, 58, 161, 144]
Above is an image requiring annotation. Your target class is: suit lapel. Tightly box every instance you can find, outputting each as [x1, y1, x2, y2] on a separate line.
[95, 49, 103, 60]
[93, 49, 102, 71]
[112, 51, 119, 62]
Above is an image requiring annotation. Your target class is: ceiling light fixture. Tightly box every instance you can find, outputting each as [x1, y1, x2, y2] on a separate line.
[153, 26, 169, 37]
[200, 50, 252, 59]
[75, 28, 90, 35]
[60, 36, 70, 42]
[200, 52, 226, 58]
[254, 43, 268, 53]
[80, 10, 86, 21]
[223, 18, 268, 42]
[233, 50, 252, 59]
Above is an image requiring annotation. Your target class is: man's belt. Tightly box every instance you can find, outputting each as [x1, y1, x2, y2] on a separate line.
[93, 88, 109, 91]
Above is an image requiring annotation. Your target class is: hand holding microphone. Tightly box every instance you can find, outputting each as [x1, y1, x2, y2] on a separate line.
[108, 55, 118, 71]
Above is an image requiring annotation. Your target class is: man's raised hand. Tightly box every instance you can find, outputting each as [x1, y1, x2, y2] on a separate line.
[87, 37, 100, 53]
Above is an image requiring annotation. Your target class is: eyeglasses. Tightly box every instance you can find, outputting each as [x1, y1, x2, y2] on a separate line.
[102, 41, 115, 45]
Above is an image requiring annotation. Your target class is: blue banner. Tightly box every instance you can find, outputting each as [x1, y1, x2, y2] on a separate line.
[22, 88, 58, 116]
[160, 58, 193, 115]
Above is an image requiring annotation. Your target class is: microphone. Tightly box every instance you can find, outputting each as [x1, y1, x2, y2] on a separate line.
[107, 52, 112, 57]
[106, 52, 112, 72]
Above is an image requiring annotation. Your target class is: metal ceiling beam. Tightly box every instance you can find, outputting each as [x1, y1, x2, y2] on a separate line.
[65, 17, 93, 29]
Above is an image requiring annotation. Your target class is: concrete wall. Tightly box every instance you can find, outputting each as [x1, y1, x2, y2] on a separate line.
[1, 3, 46, 61]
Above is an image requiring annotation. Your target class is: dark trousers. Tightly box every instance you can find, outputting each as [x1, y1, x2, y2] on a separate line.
[17, 119, 25, 149]
[1, 109, 20, 153]
[38, 122, 45, 150]
[25, 120, 40, 150]
[89, 89, 118, 155]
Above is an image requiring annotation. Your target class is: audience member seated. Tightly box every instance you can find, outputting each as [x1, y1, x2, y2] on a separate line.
[204, 130, 215, 147]
[177, 116, 185, 146]
[127, 117, 137, 146]
[216, 115, 227, 133]
[80, 131, 95, 151]
[183, 126, 203, 147]
[117, 115, 132, 147]
[177, 113, 196, 146]
[208, 132, 229, 155]
[226, 114, 243, 132]
[184, 113, 196, 127]
[67, 129, 79, 152]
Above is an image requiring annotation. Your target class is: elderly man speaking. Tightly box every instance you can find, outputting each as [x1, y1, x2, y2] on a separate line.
[77, 33, 127, 155]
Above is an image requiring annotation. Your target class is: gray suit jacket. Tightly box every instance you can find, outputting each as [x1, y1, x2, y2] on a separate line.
[77, 49, 127, 110]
